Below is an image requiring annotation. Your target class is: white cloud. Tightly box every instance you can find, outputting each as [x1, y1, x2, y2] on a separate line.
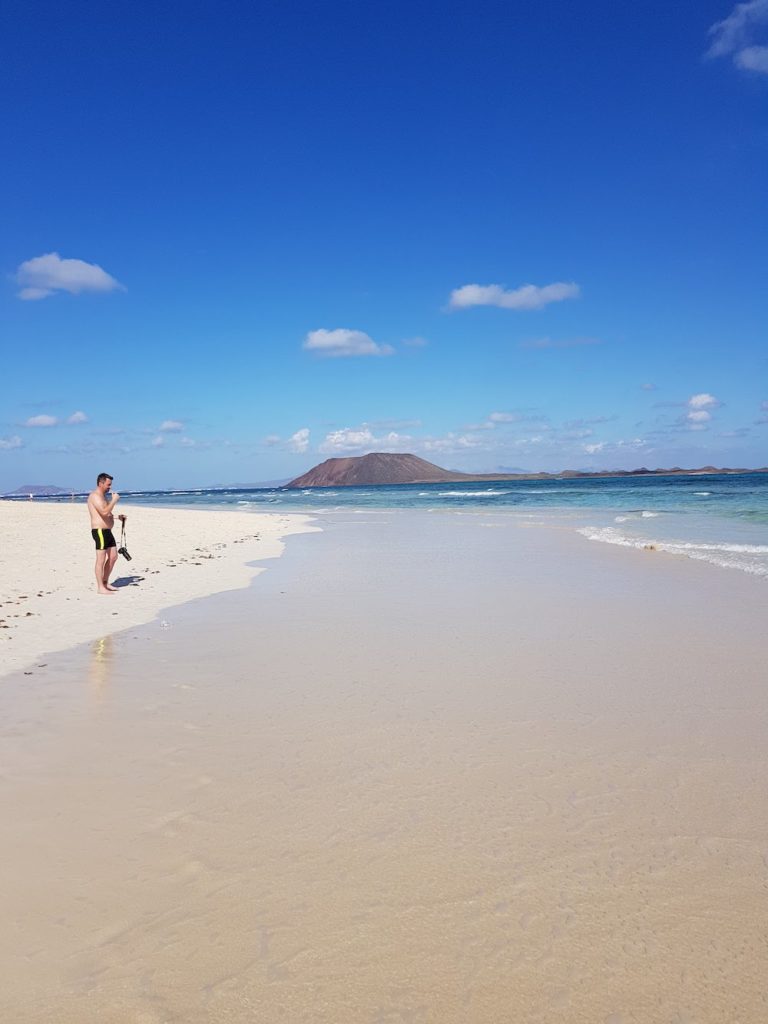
[67, 410, 88, 424]
[25, 414, 58, 427]
[688, 392, 720, 409]
[155, 435, 216, 451]
[289, 428, 310, 454]
[264, 428, 311, 453]
[706, 0, 768, 73]
[583, 438, 648, 455]
[448, 281, 580, 311]
[16, 252, 123, 300]
[317, 424, 491, 457]
[318, 425, 420, 454]
[329, 425, 484, 456]
[304, 328, 394, 358]
[684, 393, 721, 429]
[420, 434, 482, 453]
[735, 43, 768, 69]
[0, 435, 23, 451]
[159, 419, 184, 432]
[467, 409, 549, 431]
[508, 435, 546, 448]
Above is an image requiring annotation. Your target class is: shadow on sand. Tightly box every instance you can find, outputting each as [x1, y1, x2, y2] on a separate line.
[112, 575, 146, 588]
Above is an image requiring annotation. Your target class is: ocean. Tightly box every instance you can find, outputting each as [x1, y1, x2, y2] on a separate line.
[13, 472, 768, 579]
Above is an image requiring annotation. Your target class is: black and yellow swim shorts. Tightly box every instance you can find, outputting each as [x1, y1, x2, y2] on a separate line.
[92, 528, 116, 550]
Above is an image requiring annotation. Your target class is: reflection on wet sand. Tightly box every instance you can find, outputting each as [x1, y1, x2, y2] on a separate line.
[88, 635, 114, 702]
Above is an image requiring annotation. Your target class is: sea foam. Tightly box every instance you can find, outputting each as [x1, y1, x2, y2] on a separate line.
[578, 526, 768, 577]
[437, 490, 511, 497]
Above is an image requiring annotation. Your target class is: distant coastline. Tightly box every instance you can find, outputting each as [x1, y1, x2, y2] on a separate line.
[403, 465, 768, 483]
[284, 452, 768, 489]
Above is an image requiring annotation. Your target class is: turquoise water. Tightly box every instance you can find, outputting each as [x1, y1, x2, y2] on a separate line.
[15, 472, 768, 578]
[26, 470, 764, 516]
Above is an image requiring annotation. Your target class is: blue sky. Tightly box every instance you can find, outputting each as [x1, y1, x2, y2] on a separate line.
[2, 0, 766, 490]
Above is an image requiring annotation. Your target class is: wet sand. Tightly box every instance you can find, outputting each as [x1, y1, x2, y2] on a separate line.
[1, 511, 766, 1022]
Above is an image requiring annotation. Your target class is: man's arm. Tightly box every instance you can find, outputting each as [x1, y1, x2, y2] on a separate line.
[99, 492, 120, 513]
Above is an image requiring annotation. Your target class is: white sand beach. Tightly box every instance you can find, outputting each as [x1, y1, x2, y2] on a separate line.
[0, 500, 317, 678]
[1, 508, 766, 1022]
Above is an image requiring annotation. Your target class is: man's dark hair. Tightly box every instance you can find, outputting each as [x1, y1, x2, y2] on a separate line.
[97, 472, 113, 485]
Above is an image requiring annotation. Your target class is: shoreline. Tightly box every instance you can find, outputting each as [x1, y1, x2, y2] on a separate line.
[0, 500, 319, 679]
[3, 496, 765, 683]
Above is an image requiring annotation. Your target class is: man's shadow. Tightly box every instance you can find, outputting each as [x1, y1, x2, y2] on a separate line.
[112, 575, 146, 588]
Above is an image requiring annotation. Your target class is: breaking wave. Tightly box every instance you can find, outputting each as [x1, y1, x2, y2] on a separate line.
[578, 526, 768, 577]
[436, 489, 512, 497]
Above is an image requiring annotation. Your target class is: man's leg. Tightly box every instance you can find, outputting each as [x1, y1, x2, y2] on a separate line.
[103, 547, 119, 591]
[94, 550, 114, 595]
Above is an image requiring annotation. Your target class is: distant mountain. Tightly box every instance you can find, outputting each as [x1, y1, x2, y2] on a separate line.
[285, 453, 768, 489]
[4, 484, 72, 497]
[287, 454, 464, 488]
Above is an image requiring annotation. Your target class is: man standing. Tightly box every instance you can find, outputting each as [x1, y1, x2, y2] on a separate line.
[87, 472, 126, 595]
